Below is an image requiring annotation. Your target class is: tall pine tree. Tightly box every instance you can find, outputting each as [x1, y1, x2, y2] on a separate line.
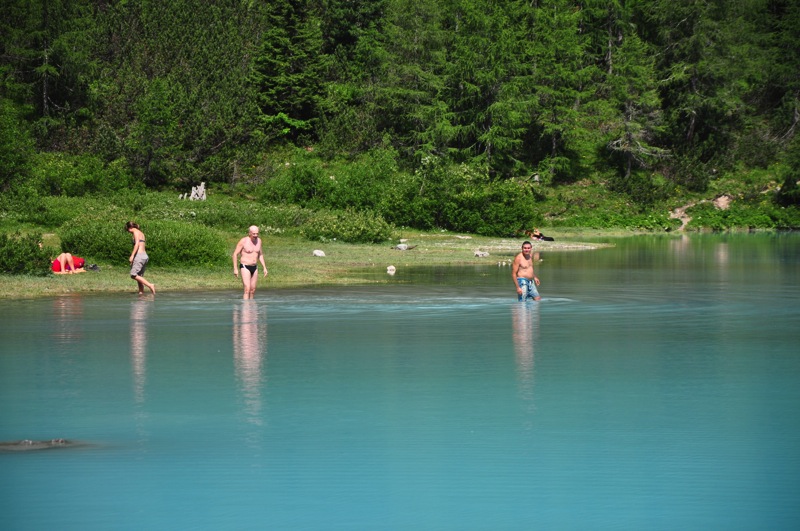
[251, 0, 325, 143]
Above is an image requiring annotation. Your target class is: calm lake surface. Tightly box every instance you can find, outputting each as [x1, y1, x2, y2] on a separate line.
[1, 234, 799, 530]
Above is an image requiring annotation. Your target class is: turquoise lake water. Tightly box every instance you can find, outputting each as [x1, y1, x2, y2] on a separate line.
[1, 233, 799, 529]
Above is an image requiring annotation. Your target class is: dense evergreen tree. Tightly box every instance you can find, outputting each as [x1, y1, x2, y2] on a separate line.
[604, 32, 666, 180]
[525, 0, 594, 182]
[90, 0, 265, 185]
[250, 0, 325, 143]
[764, 0, 800, 145]
[0, 0, 97, 146]
[371, 0, 453, 159]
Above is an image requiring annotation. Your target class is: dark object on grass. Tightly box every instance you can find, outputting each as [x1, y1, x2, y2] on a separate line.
[524, 229, 555, 242]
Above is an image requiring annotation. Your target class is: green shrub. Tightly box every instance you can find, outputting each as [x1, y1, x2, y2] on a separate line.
[686, 201, 782, 230]
[136, 194, 311, 233]
[194, 201, 311, 233]
[0, 98, 34, 192]
[668, 156, 711, 193]
[29, 153, 140, 197]
[608, 171, 670, 206]
[0, 231, 52, 275]
[301, 209, 394, 243]
[377, 171, 435, 229]
[451, 180, 538, 236]
[11, 195, 131, 228]
[316, 148, 399, 211]
[768, 204, 800, 228]
[59, 219, 230, 267]
[145, 221, 230, 266]
[260, 160, 326, 205]
[255, 152, 538, 236]
[401, 159, 538, 235]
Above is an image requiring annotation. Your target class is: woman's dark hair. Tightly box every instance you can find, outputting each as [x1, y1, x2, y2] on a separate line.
[125, 221, 139, 231]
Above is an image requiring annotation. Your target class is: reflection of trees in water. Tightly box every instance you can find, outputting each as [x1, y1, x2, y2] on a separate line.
[51, 295, 83, 346]
[511, 303, 540, 405]
[233, 302, 267, 426]
[130, 299, 151, 405]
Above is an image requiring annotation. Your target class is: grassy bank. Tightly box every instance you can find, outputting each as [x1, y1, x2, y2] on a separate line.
[0, 229, 611, 299]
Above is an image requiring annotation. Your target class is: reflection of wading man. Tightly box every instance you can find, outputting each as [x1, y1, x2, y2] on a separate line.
[233, 302, 266, 424]
[233, 226, 268, 299]
[512, 241, 541, 301]
[512, 303, 540, 405]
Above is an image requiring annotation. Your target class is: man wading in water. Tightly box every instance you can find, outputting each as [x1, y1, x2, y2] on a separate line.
[512, 241, 541, 301]
[232, 225, 268, 299]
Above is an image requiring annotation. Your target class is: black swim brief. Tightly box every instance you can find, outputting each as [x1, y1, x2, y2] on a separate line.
[240, 263, 257, 274]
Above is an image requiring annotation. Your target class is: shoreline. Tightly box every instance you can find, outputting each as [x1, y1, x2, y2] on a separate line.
[0, 234, 613, 300]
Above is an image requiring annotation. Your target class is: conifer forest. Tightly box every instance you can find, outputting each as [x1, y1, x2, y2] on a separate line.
[2, 0, 799, 233]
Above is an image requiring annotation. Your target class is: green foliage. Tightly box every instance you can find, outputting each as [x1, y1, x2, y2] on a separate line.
[29, 153, 139, 197]
[777, 174, 800, 207]
[1, 0, 798, 230]
[58, 220, 132, 264]
[0, 232, 52, 275]
[91, 0, 265, 186]
[134, 194, 310, 233]
[433, 178, 537, 236]
[301, 209, 393, 243]
[59, 220, 230, 267]
[776, 135, 800, 207]
[608, 171, 672, 207]
[477, 180, 540, 235]
[603, 32, 668, 180]
[0, 99, 34, 192]
[259, 159, 325, 205]
[668, 156, 711, 193]
[7, 194, 130, 229]
[376, 156, 538, 234]
[685, 198, 800, 231]
[250, 0, 324, 142]
[312, 148, 400, 211]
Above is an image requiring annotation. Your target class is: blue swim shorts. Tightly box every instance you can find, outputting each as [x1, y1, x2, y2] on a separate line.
[517, 277, 540, 301]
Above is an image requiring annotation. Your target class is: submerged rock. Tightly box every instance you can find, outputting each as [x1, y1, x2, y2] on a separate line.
[0, 439, 88, 452]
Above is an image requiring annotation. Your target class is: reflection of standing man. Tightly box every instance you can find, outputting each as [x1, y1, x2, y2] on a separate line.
[232, 226, 268, 299]
[233, 302, 267, 428]
[512, 241, 541, 301]
[512, 303, 540, 404]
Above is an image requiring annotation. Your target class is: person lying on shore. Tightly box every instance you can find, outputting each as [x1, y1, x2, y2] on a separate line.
[52, 253, 86, 274]
[525, 229, 555, 242]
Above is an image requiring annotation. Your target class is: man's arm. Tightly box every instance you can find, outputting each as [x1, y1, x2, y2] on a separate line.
[258, 244, 268, 277]
[511, 255, 523, 293]
[232, 240, 242, 274]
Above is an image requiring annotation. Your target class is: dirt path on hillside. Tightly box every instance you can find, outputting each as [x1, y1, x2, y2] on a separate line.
[669, 195, 733, 231]
[669, 202, 696, 231]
